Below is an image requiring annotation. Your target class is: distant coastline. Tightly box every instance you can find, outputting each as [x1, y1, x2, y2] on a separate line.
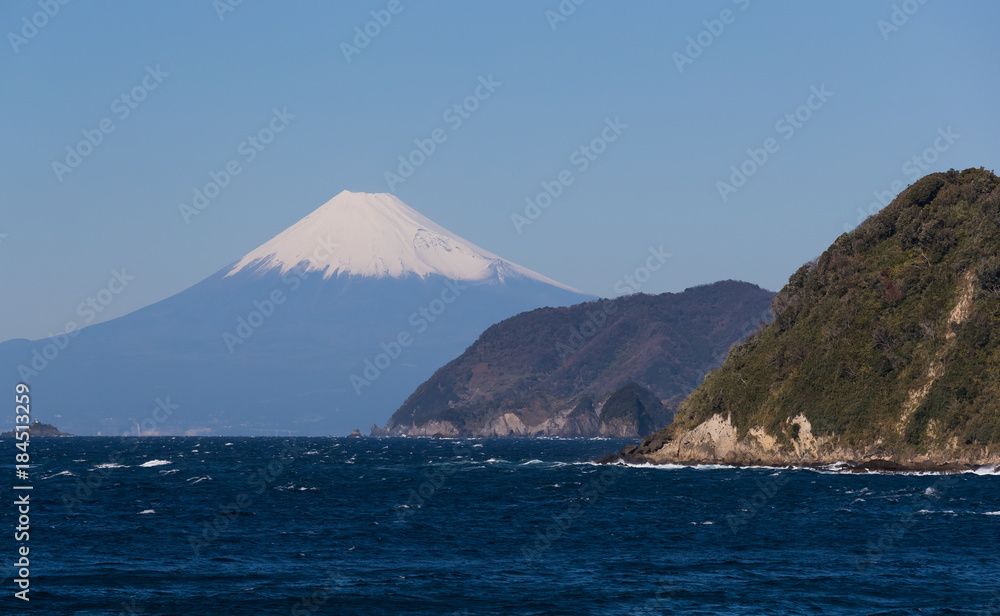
[1, 420, 72, 437]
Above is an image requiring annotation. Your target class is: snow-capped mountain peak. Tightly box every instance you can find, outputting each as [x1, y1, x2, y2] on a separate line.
[227, 191, 578, 291]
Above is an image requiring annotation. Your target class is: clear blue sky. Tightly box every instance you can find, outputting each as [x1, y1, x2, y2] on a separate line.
[2, 1, 997, 343]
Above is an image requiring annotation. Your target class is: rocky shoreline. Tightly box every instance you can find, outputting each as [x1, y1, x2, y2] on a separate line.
[596, 448, 994, 474]
[596, 417, 1000, 474]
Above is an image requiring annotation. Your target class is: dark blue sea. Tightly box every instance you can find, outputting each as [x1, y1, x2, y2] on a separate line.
[4, 437, 1000, 615]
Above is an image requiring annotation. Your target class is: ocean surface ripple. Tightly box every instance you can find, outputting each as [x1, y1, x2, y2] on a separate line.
[9, 437, 1000, 615]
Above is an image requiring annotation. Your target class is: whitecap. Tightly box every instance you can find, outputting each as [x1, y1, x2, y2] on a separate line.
[983, 511, 1000, 516]
[139, 460, 171, 467]
[186, 476, 211, 484]
[224, 442, 234, 446]
[611, 461, 688, 470]
[94, 463, 128, 469]
[159, 469, 180, 475]
[42, 470, 74, 479]
[138, 509, 155, 515]
[970, 465, 998, 476]
[521, 459, 545, 465]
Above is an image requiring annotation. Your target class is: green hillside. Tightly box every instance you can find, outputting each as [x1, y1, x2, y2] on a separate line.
[617, 169, 1000, 468]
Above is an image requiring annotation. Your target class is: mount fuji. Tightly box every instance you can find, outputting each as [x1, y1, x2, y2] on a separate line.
[1, 192, 591, 435]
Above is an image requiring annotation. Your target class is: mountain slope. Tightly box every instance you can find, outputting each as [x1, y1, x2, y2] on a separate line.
[1, 192, 590, 436]
[379, 281, 775, 437]
[611, 169, 1000, 469]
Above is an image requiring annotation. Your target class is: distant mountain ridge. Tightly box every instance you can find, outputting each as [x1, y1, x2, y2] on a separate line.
[1, 192, 590, 436]
[609, 169, 1000, 470]
[378, 281, 775, 438]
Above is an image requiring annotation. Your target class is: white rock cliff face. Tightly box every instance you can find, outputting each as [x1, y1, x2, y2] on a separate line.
[632, 410, 999, 468]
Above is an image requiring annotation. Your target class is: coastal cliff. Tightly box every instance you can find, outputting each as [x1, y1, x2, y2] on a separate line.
[604, 169, 1000, 470]
[377, 281, 774, 438]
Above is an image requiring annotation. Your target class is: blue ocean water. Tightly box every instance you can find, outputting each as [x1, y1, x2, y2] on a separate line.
[4, 437, 1000, 615]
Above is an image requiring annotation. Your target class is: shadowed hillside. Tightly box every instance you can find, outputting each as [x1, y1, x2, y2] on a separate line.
[378, 281, 774, 437]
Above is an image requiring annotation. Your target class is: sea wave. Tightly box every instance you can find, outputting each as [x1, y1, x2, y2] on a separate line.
[139, 459, 172, 467]
[42, 470, 74, 479]
[606, 460, 1000, 477]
